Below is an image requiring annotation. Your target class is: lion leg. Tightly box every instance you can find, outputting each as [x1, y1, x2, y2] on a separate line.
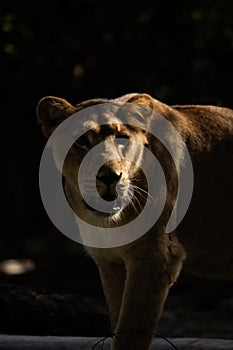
[111, 255, 183, 350]
[97, 261, 126, 332]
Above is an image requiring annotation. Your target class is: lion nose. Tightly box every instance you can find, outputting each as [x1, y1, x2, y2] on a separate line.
[96, 166, 122, 186]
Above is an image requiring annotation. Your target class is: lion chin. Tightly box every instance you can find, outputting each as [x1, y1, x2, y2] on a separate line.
[37, 92, 233, 350]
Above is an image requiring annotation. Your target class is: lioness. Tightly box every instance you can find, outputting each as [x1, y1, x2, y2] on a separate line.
[37, 93, 233, 350]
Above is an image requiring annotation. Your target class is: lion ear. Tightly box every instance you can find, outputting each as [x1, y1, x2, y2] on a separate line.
[125, 93, 155, 129]
[127, 93, 154, 113]
[37, 96, 76, 138]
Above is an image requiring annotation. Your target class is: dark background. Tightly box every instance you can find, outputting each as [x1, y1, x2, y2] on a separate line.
[1, 0, 233, 338]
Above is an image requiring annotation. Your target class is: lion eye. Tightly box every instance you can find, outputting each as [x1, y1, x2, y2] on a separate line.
[115, 134, 130, 147]
[75, 135, 90, 150]
[116, 134, 130, 140]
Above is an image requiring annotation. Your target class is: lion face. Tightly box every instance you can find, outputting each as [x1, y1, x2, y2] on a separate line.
[68, 117, 148, 221]
[37, 93, 154, 226]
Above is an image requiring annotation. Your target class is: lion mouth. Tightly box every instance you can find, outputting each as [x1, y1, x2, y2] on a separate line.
[83, 196, 123, 213]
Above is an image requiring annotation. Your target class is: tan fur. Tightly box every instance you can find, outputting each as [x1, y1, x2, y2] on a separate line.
[37, 93, 233, 350]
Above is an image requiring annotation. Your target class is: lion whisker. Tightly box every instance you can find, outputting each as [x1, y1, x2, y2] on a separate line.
[127, 189, 143, 215]
[131, 184, 155, 204]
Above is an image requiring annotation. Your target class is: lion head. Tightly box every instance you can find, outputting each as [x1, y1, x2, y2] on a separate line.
[37, 94, 161, 227]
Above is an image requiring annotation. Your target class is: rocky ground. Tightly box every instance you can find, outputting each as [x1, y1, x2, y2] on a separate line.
[0, 261, 232, 342]
[158, 273, 233, 340]
[85, 271, 233, 341]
